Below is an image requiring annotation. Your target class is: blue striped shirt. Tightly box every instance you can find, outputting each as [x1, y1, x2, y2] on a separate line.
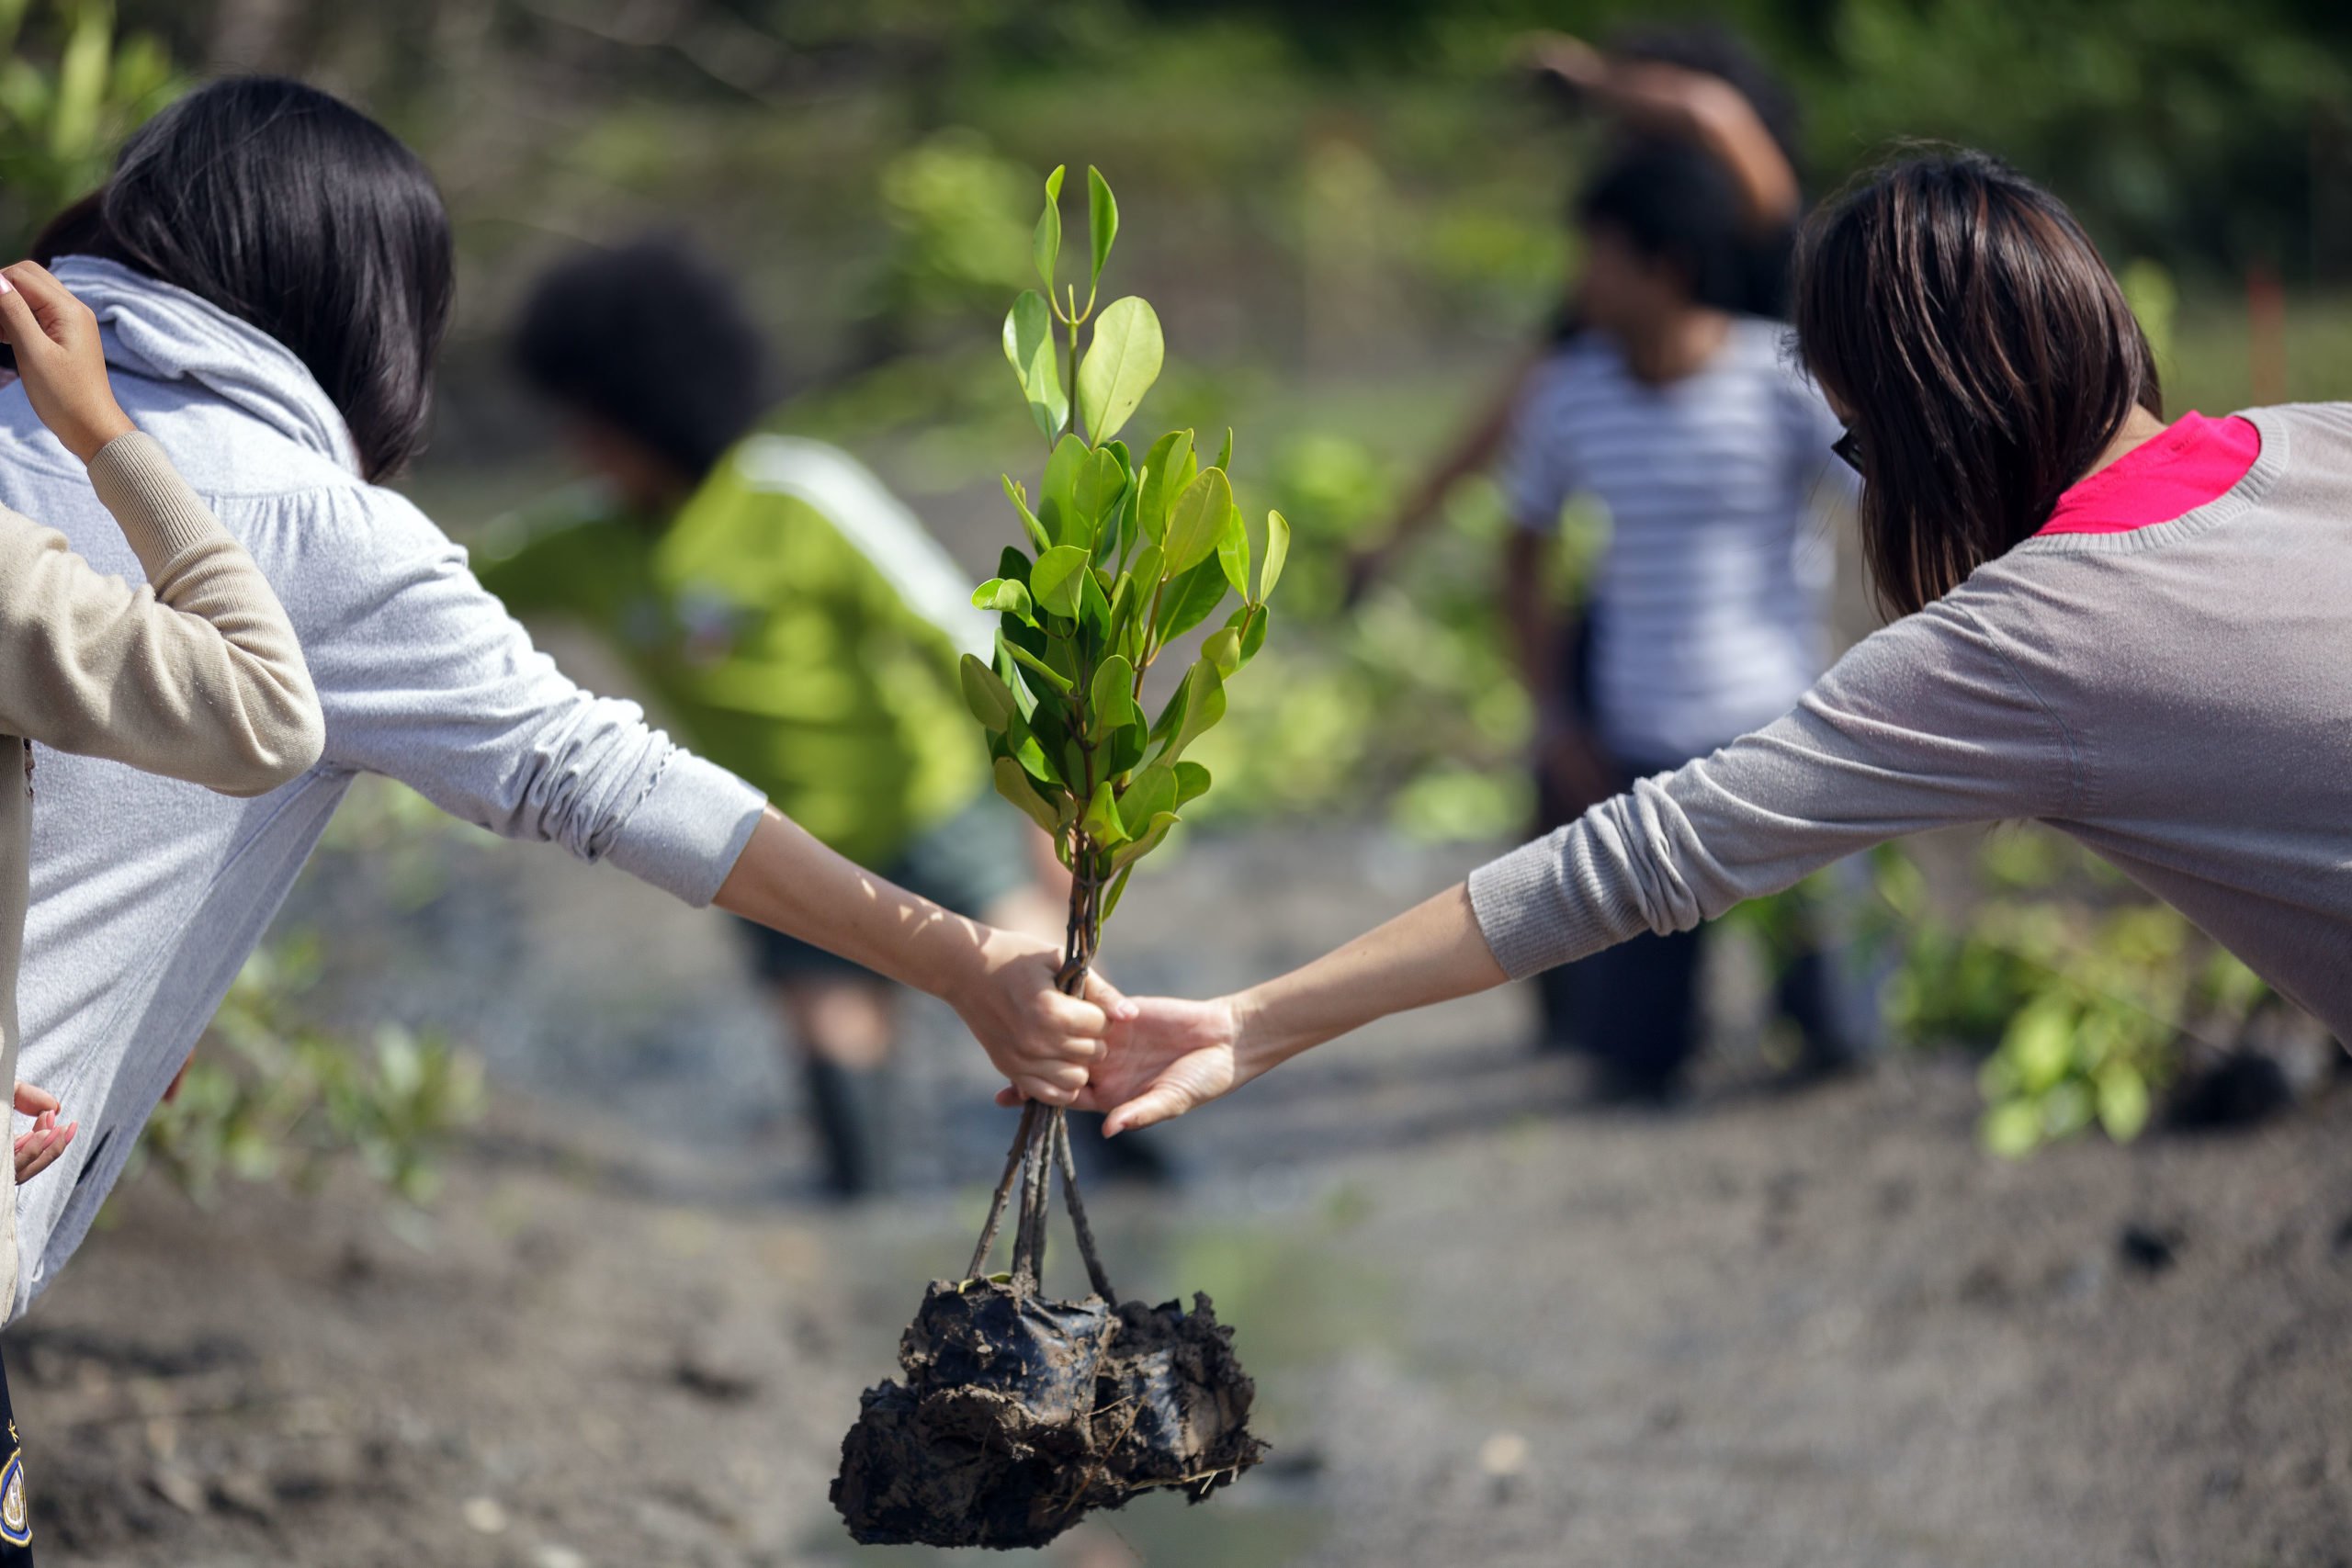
[1503, 318, 1850, 766]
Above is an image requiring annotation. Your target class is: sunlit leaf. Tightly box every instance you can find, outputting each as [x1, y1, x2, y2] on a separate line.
[1087, 165, 1118, 296]
[1261, 509, 1290, 602]
[1001, 476, 1051, 553]
[1001, 290, 1066, 443]
[1138, 429, 1193, 541]
[1034, 164, 1065, 294]
[1081, 780, 1127, 844]
[960, 653, 1016, 732]
[1031, 545, 1091, 620]
[1076, 297, 1162, 444]
[1163, 467, 1233, 576]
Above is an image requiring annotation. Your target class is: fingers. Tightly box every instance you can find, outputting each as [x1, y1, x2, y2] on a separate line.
[12, 1082, 58, 1117]
[15, 1119, 74, 1182]
[1037, 987, 1108, 1039]
[1081, 968, 1137, 1023]
[1102, 1088, 1186, 1138]
[0, 269, 44, 354]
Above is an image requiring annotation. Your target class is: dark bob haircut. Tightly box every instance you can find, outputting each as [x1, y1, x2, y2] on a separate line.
[39, 77, 455, 483]
[1578, 140, 1751, 313]
[512, 234, 768, 485]
[1794, 149, 2161, 618]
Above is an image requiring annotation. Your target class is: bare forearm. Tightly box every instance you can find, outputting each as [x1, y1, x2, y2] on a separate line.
[714, 806, 987, 1001]
[1227, 884, 1508, 1076]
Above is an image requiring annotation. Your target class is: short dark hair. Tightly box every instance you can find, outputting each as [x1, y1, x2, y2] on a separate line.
[54, 77, 455, 483]
[1577, 141, 1750, 311]
[1608, 23, 1803, 175]
[512, 236, 767, 484]
[1794, 149, 2162, 618]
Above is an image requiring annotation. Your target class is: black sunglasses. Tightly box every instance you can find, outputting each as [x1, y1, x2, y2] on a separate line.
[1831, 426, 1863, 475]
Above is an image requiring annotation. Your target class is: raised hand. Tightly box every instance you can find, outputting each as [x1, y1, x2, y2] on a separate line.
[0, 260, 136, 464]
[13, 1082, 78, 1184]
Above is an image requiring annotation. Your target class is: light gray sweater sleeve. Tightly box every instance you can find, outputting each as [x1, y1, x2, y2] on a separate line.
[1467, 600, 2077, 978]
[298, 491, 765, 907]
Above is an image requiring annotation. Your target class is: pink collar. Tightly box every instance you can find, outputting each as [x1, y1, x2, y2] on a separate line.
[2037, 411, 2261, 536]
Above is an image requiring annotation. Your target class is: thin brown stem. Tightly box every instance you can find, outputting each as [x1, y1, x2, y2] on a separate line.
[967, 1100, 1040, 1280]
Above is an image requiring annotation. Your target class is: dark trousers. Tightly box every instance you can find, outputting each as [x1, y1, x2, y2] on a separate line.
[1538, 620, 1871, 1089]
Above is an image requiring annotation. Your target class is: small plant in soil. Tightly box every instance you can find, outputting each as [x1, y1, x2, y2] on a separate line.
[831, 164, 1277, 1550]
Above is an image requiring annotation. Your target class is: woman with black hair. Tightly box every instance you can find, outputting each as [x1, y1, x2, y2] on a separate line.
[0, 77, 1114, 1319]
[1076, 150, 2352, 1133]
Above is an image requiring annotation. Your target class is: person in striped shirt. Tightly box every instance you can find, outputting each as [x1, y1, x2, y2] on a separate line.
[1498, 141, 1867, 1101]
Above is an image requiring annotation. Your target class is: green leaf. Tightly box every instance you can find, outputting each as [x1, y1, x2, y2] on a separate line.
[1073, 446, 1129, 543]
[1031, 545, 1091, 620]
[1080, 564, 1114, 635]
[1100, 863, 1136, 925]
[1173, 761, 1212, 805]
[1155, 556, 1230, 641]
[1216, 503, 1250, 596]
[1216, 426, 1234, 473]
[1035, 164, 1065, 294]
[1163, 467, 1234, 576]
[1002, 636, 1074, 694]
[1261, 509, 1290, 602]
[1090, 654, 1139, 737]
[1120, 762, 1178, 825]
[960, 654, 1017, 733]
[1110, 810, 1180, 871]
[1087, 166, 1118, 296]
[1157, 660, 1227, 764]
[1038, 434, 1088, 546]
[1001, 476, 1051, 553]
[971, 577, 1035, 622]
[1236, 603, 1269, 666]
[1137, 429, 1193, 541]
[1076, 297, 1163, 445]
[994, 757, 1062, 835]
[1202, 626, 1242, 675]
[1001, 290, 1066, 443]
[1081, 781, 1127, 845]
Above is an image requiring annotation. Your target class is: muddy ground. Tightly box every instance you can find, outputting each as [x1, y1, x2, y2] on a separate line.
[16, 823, 2352, 1567]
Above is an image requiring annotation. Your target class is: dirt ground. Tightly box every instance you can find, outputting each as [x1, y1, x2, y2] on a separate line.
[16, 825, 2352, 1568]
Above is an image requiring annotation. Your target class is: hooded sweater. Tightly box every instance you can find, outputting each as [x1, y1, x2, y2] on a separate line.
[1, 431, 321, 1312]
[0, 258, 765, 1317]
[1469, 402, 2352, 1043]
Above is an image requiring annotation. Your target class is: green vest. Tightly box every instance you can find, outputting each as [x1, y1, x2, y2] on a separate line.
[475, 435, 991, 869]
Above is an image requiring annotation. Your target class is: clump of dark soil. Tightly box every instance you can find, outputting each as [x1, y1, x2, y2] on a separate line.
[831, 1106, 1265, 1549]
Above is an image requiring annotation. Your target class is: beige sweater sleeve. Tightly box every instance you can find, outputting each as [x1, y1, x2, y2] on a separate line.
[0, 430, 323, 795]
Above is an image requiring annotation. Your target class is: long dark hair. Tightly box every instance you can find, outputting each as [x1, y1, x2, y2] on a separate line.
[1794, 149, 2161, 617]
[37, 77, 454, 482]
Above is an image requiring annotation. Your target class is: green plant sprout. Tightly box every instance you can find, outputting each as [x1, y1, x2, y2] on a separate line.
[961, 164, 1286, 1290]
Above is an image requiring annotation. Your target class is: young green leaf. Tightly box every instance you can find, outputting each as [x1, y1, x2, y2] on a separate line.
[1035, 164, 1065, 296]
[1001, 290, 1066, 442]
[1137, 429, 1193, 540]
[1173, 761, 1212, 806]
[1030, 545, 1091, 620]
[971, 577, 1035, 623]
[994, 757, 1062, 835]
[1261, 509, 1291, 603]
[1120, 762, 1178, 825]
[1090, 654, 1139, 736]
[1202, 626, 1242, 675]
[1109, 810, 1180, 871]
[1074, 446, 1128, 538]
[1216, 502, 1250, 596]
[1159, 659, 1227, 764]
[1154, 555, 1231, 641]
[1076, 297, 1163, 445]
[1001, 476, 1051, 553]
[960, 653, 1017, 732]
[1002, 636, 1075, 694]
[1100, 863, 1136, 924]
[1087, 166, 1118, 297]
[1216, 426, 1234, 473]
[1081, 780, 1127, 845]
[1038, 434, 1088, 547]
[1163, 467, 1234, 576]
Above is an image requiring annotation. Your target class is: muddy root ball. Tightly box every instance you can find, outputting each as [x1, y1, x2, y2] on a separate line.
[831, 1280, 1267, 1549]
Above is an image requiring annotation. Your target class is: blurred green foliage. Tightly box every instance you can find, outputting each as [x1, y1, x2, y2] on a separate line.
[1871, 829, 2275, 1156]
[133, 934, 486, 1208]
[0, 0, 175, 256]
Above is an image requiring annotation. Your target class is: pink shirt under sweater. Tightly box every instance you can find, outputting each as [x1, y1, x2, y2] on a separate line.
[2039, 410, 2261, 536]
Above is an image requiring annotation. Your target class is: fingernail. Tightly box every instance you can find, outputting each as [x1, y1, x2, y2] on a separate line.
[0, 276, 13, 294]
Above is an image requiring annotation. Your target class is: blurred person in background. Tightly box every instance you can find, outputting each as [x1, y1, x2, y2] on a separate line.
[483, 237, 1168, 1197]
[1073, 150, 2352, 1137]
[1360, 27, 1873, 1102]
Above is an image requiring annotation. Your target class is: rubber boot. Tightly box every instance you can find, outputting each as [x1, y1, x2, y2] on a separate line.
[803, 1058, 894, 1200]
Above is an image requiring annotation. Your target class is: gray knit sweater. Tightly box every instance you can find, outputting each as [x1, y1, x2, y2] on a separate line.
[1469, 401, 2352, 1041]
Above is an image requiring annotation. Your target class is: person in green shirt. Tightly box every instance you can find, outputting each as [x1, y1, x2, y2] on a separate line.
[478, 236, 1071, 1199]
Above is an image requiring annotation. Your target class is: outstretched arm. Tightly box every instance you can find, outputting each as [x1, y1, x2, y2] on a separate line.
[1082, 600, 2070, 1131]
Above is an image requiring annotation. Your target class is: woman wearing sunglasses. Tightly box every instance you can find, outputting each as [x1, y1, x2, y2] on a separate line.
[1074, 149, 2352, 1132]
